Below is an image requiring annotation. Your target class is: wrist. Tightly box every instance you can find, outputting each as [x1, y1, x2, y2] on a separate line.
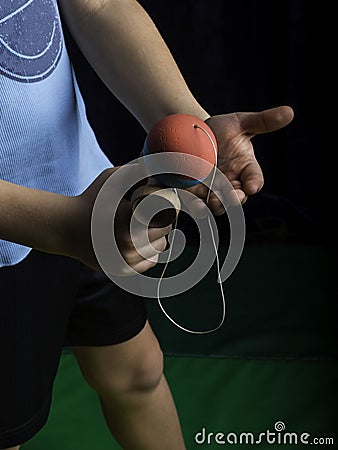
[37, 194, 78, 257]
[149, 102, 210, 131]
[61, 194, 95, 265]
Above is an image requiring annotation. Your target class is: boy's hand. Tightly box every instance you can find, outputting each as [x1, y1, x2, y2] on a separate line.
[189, 106, 294, 214]
[112, 198, 172, 275]
[67, 167, 171, 274]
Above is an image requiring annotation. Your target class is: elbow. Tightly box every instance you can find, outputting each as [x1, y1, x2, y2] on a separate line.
[82, 0, 138, 16]
[82, 0, 110, 15]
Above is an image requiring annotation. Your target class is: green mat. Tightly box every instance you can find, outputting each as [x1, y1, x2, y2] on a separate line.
[22, 353, 337, 449]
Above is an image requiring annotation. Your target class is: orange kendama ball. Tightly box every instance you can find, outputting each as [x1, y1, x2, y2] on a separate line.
[143, 114, 218, 188]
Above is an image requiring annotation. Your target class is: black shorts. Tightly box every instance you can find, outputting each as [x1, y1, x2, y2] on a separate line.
[0, 250, 147, 449]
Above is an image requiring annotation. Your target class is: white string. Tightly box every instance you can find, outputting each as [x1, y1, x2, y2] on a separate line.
[156, 125, 227, 334]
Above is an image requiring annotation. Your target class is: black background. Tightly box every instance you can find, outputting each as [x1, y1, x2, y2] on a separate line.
[63, 0, 331, 246]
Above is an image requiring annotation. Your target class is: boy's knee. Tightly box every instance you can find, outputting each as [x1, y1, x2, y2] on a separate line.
[83, 345, 164, 395]
[126, 346, 164, 393]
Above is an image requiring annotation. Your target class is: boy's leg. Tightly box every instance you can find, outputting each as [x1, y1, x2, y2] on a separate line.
[73, 321, 185, 450]
[0, 251, 81, 449]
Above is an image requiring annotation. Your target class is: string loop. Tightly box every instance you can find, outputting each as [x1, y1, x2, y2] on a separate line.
[156, 124, 227, 334]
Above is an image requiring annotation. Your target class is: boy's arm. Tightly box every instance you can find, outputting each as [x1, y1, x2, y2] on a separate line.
[0, 178, 76, 257]
[0, 169, 171, 274]
[0, 170, 116, 271]
[58, 0, 209, 131]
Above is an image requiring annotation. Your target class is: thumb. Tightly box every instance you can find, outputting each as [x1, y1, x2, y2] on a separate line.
[239, 105, 294, 136]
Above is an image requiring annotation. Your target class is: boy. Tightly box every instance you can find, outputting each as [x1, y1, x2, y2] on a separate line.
[0, 1, 293, 448]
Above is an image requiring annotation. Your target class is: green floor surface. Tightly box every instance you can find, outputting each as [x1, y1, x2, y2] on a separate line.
[22, 352, 337, 450]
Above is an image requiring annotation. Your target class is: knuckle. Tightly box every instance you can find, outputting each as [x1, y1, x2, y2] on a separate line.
[157, 237, 167, 253]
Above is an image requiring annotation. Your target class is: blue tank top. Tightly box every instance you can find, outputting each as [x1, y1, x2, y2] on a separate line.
[0, 0, 113, 267]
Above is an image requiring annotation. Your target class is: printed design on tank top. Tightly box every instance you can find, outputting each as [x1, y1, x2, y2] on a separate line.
[0, 0, 62, 82]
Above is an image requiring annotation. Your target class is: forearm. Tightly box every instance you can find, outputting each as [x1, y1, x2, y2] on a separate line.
[0, 179, 73, 255]
[58, 0, 209, 131]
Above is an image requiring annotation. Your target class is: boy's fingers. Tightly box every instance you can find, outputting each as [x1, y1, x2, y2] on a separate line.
[147, 224, 173, 241]
[132, 237, 168, 263]
[240, 162, 264, 195]
[239, 106, 294, 136]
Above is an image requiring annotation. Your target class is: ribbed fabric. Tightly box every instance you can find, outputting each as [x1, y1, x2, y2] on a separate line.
[0, 1, 113, 267]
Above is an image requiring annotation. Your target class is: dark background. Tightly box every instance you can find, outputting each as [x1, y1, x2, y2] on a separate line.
[63, 0, 331, 246]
